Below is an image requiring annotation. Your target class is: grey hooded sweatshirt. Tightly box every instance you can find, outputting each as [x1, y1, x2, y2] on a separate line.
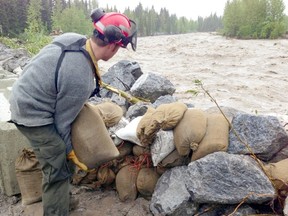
[9, 33, 96, 154]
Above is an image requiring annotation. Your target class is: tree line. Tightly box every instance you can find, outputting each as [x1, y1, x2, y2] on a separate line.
[0, 0, 223, 38]
[223, 0, 287, 39]
[0, 0, 287, 42]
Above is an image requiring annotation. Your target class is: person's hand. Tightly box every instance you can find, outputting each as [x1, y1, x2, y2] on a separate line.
[67, 150, 88, 171]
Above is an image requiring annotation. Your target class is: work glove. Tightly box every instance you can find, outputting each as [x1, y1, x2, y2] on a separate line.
[67, 150, 88, 171]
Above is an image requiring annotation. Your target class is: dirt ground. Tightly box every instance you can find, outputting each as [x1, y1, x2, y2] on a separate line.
[0, 185, 152, 216]
[1, 32, 288, 215]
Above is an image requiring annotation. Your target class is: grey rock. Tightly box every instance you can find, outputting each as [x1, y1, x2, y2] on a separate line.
[205, 106, 245, 122]
[150, 166, 196, 216]
[2, 48, 30, 72]
[269, 144, 288, 163]
[130, 73, 176, 103]
[150, 152, 275, 215]
[100, 60, 142, 98]
[228, 113, 288, 161]
[125, 102, 152, 120]
[0, 50, 13, 61]
[186, 152, 275, 204]
[0, 70, 7, 79]
[152, 95, 177, 108]
[12, 66, 22, 75]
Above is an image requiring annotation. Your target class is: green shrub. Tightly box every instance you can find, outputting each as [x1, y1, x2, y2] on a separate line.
[0, 32, 52, 56]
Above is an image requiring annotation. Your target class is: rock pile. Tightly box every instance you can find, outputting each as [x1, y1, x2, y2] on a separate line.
[77, 60, 288, 215]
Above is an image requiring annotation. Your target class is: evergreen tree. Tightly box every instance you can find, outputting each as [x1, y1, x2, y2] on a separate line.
[0, 0, 10, 36]
[42, 0, 53, 33]
[134, 3, 144, 36]
[148, 6, 157, 35]
[56, 6, 92, 35]
[0, 0, 225, 39]
[223, 0, 285, 38]
[25, 0, 43, 34]
[52, 0, 63, 32]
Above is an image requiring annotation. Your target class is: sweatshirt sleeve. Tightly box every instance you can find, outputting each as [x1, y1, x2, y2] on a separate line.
[53, 51, 95, 154]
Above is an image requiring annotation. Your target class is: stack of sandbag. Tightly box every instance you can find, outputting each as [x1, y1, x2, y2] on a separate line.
[15, 148, 42, 205]
[72, 101, 231, 202]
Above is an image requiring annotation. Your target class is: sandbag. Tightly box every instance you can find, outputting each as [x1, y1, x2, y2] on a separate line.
[137, 107, 159, 146]
[71, 103, 120, 169]
[117, 142, 133, 158]
[154, 102, 188, 130]
[151, 130, 175, 166]
[115, 165, 139, 202]
[113, 155, 136, 174]
[91, 101, 123, 127]
[137, 103, 187, 146]
[264, 158, 288, 191]
[136, 168, 160, 198]
[159, 149, 189, 168]
[191, 113, 229, 161]
[115, 116, 143, 146]
[174, 108, 207, 156]
[132, 145, 150, 156]
[15, 148, 42, 206]
[97, 166, 116, 186]
[108, 117, 129, 146]
[72, 167, 98, 185]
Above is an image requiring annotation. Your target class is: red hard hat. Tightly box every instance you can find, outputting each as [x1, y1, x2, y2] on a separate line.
[91, 10, 137, 51]
[93, 12, 131, 37]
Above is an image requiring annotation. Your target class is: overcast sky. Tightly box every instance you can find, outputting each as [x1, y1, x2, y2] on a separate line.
[98, 0, 288, 20]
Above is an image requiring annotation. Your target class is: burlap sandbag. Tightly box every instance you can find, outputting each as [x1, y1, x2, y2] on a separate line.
[97, 166, 116, 186]
[137, 107, 158, 146]
[15, 148, 42, 205]
[72, 167, 98, 185]
[115, 165, 139, 202]
[174, 108, 207, 156]
[71, 103, 120, 169]
[91, 101, 123, 127]
[117, 142, 133, 158]
[156, 166, 169, 176]
[191, 113, 229, 161]
[136, 168, 160, 198]
[154, 102, 188, 130]
[137, 102, 187, 146]
[264, 158, 288, 191]
[132, 145, 150, 156]
[159, 149, 189, 168]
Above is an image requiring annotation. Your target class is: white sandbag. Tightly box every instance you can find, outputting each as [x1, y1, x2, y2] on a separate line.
[151, 130, 175, 166]
[115, 116, 143, 146]
[108, 117, 129, 146]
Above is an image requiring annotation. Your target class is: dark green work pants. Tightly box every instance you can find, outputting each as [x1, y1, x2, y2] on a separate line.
[16, 124, 72, 216]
